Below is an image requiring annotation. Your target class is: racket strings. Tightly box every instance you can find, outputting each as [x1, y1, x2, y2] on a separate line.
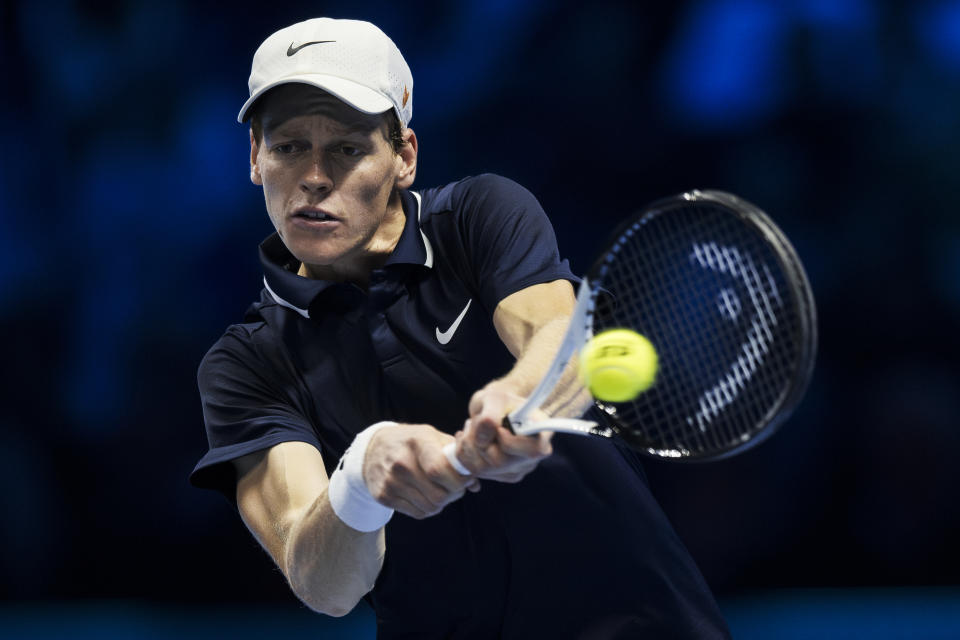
[592, 202, 806, 458]
[610, 216, 724, 454]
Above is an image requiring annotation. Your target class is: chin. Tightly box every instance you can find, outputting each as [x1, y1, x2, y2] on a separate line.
[289, 243, 344, 271]
[289, 247, 336, 268]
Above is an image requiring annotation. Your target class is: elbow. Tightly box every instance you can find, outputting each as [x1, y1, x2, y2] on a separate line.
[322, 602, 356, 618]
[281, 514, 383, 618]
[304, 597, 357, 618]
[286, 560, 373, 617]
[292, 581, 367, 617]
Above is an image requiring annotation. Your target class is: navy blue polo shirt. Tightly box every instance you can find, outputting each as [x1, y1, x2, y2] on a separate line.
[191, 174, 730, 639]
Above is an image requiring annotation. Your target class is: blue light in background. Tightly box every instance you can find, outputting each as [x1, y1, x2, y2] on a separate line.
[793, 0, 874, 29]
[60, 256, 139, 424]
[18, 1, 110, 115]
[58, 88, 249, 426]
[410, 0, 549, 126]
[0, 128, 41, 309]
[793, 0, 882, 103]
[17, 0, 186, 114]
[3, 590, 960, 639]
[657, 0, 883, 131]
[723, 588, 960, 640]
[170, 89, 253, 244]
[658, 0, 789, 132]
[916, 0, 960, 72]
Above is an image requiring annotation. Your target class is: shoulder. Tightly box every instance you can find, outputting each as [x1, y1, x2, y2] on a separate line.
[417, 174, 542, 223]
[198, 321, 271, 386]
[197, 292, 292, 391]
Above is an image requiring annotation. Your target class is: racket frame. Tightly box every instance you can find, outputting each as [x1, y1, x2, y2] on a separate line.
[503, 189, 817, 461]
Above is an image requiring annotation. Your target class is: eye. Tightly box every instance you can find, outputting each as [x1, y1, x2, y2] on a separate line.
[272, 142, 304, 155]
[338, 145, 363, 157]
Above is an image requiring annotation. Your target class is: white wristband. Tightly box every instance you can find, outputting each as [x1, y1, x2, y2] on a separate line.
[327, 421, 397, 532]
[442, 442, 472, 476]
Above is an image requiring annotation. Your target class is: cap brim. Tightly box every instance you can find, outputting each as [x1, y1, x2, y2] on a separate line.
[237, 74, 394, 123]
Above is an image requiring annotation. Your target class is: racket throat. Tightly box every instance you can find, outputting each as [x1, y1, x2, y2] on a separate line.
[511, 417, 613, 439]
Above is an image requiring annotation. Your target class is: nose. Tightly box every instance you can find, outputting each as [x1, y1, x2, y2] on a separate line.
[300, 151, 333, 195]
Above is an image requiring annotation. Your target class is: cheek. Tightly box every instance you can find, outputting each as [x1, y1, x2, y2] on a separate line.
[260, 161, 293, 199]
[258, 166, 291, 227]
[358, 157, 399, 202]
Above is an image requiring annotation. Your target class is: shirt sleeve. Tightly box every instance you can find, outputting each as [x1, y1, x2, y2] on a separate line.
[456, 174, 577, 313]
[189, 322, 323, 501]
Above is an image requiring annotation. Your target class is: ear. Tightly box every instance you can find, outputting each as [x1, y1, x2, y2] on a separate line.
[250, 129, 263, 186]
[396, 127, 418, 190]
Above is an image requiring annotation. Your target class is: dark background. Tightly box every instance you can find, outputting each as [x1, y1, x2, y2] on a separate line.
[3, 0, 960, 635]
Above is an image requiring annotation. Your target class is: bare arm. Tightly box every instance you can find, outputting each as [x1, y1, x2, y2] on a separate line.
[235, 441, 383, 616]
[491, 279, 587, 414]
[235, 429, 478, 616]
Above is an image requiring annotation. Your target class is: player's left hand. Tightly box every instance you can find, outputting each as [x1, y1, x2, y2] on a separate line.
[453, 382, 553, 483]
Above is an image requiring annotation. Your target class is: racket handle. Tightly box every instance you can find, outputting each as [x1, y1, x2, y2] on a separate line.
[442, 442, 472, 476]
[443, 417, 526, 476]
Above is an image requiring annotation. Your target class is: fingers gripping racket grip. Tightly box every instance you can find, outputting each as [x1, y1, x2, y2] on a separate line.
[442, 442, 472, 476]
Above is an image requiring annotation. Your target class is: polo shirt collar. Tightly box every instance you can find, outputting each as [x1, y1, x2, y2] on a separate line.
[386, 190, 433, 268]
[259, 189, 433, 318]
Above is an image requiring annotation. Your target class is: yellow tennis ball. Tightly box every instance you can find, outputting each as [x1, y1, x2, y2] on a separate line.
[578, 329, 658, 402]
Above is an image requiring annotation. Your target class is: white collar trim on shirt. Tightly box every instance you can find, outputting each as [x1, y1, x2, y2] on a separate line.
[263, 276, 310, 318]
[413, 191, 434, 268]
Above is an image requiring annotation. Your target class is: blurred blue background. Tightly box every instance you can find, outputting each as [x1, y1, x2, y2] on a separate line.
[3, 0, 960, 637]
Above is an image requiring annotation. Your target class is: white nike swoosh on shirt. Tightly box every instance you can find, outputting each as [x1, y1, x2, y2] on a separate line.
[436, 299, 473, 345]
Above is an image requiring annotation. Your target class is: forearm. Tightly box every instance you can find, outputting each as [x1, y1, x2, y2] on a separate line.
[491, 314, 590, 418]
[487, 279, 590, 419]
[496, 314, 568, 395]
[283, 422, 474, 614]
[284, 489, 386, 616]
[235, 442, 386, 618]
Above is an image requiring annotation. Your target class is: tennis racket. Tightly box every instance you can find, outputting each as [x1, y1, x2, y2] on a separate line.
[505, 189, 817, 461]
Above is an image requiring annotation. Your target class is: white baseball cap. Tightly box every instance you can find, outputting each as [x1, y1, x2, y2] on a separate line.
[238, 18, 413, 126]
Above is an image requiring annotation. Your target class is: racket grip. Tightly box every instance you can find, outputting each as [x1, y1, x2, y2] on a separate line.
[442, 442, 472, 476]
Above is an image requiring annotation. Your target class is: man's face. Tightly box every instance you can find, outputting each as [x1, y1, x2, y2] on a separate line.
[250, 85, 416, 279]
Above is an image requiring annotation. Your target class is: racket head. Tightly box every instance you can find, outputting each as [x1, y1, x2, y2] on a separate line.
[585, 190, 817, 461]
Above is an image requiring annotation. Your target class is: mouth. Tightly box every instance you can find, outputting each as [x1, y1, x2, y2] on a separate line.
[293, 208, 339, 222]
[290, 208, 343, 232]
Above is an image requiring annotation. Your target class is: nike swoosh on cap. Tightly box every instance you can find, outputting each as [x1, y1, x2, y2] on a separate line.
[287, 40, 335, 56]
[436, 299, 472, 345]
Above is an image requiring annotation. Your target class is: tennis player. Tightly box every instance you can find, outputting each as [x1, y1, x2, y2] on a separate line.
[191, 18, 730, 638]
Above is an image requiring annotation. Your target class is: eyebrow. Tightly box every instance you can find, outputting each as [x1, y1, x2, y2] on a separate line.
[268, 119, 379, 140]
[327, 120, 380, 135]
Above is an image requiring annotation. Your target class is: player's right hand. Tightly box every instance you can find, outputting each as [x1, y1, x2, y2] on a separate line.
[363, 424, 480, 520]
[452, 382, 553, 483]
